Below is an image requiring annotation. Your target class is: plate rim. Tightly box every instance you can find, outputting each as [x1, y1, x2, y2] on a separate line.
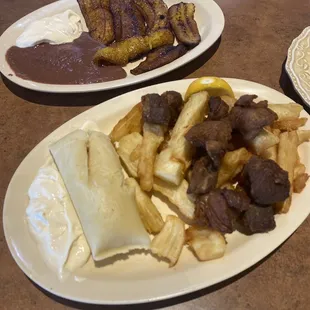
[285, 26, 310, 107]
[0, 0, 225, 94]
[3, 78, 310, 305]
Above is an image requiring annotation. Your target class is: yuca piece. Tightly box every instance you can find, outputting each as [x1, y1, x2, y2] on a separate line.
[138, 123, 165, 191]
[110, 103, 142, 143]
[261, 128, 280, 162]
[268, 103, 303, 120]
[297, 130, 310, 145]
[49, 130, 150, 261]
[154, 91, 209, 185]
[125, 178, 164, 234]
[272, 117, 307, 131]
[186, 227, 226, 261]
[153, 178, 195, 220]
[117, 132, 143, 178]
[248, 127, 279, 155]
[276, 131, 298, 213]
[217, 148, 252, 187]
[151, 215, 185, 267]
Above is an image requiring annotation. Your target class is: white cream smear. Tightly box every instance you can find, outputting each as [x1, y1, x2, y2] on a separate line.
[26, 158, 91, 280]
[16, 9, 83, 48]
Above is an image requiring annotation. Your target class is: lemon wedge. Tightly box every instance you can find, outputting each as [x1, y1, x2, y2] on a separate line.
[185, 77, 235, 101]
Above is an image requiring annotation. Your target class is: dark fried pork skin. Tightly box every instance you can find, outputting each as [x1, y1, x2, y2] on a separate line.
[205, 191, 234, 234]
[243, 205, 276, 234]
[141, 91, 183, 127]
[77, 0, 114, 44]
[221, 189, 250, 213]
[194, 189, 251, 234]
[229, 95, 278, 140]
[110, 0, 146, 42]
[208, 96, 230, 120]
[168, 2, 201, 47]
[205, 140, 226, 169]
[142, 93, 170, 126]
[187, 157, 218, 195]
[131, 44, 187, 75]
[185, 119, 232, 148]
[242, 156, 290, 205]
[161, 90, 183, 127]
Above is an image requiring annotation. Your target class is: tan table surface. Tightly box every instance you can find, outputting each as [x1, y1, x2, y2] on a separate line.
[1, 0, 310, 309]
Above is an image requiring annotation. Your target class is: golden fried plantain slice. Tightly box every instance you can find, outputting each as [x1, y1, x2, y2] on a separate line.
[94, 29, 174, 66]
[131, 44, 187, 75]
[77, 0, 114, 44]
[133, 0, 156, 31]
[168, 2, 201, 47]
[133, 0, 169, 32]
[110, 0, 146, 42]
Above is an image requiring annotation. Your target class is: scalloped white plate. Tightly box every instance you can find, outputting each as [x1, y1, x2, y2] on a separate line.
[286, 26, 310, 107]
[3, 78, 310, 305]
[0, 0, 224, 93]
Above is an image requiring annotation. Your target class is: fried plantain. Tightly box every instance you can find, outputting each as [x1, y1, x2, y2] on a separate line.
[94, 29, 174, 66]
[133, 0, 169, 32]
[77, 0, 115, 44]
[131, 44, 187, 75]
[168, 2, 201, 47]
[110, 0, 146, 42]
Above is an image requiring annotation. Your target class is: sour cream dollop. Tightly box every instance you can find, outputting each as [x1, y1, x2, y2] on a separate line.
[26, 158, 90, 280]
[16, 9, 83, 48]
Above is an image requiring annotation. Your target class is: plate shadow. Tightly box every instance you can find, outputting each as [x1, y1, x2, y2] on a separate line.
[28, 236, 289, 310]
[2, 37, 221, 107]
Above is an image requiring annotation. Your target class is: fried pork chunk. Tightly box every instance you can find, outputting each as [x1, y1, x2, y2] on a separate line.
[229, 95, 278, 140]
[195, 189, 251, 233]
[187, 156, 218, 195]
[243, 205, 276, 234]
[242, 156, 290, 205]
[185, 119, 232, 149]
[208, 96, 230, 120]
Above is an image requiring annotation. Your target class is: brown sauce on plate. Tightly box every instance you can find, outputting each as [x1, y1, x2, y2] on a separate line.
[5, 32, 127, 85]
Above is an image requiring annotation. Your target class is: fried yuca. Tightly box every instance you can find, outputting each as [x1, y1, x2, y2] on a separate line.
[125, 178, 164, 234]
[110, 103, 142, 143]
[138, 123, 165, 192]
[117, 132, 143, 178]
[186, 227, 226, 261]
[154, 91, 209, 186]
[151, 215, 185, 267]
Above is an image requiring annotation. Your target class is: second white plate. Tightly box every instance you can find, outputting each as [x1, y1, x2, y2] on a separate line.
[0, 0, 225, 93]
[3, 78, 310, 305]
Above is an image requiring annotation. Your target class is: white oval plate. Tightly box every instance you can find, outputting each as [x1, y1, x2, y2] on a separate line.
[286, 26, 310, 107]
[0, 0, 224, 93]
[3, 78, 310, 305]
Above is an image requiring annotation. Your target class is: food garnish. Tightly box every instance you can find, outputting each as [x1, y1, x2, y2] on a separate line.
[185, 77, 235, 101]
